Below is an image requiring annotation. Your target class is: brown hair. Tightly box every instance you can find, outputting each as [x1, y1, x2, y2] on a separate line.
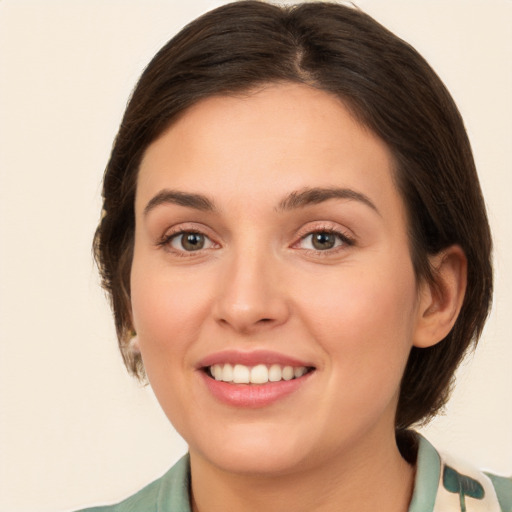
[94, 1, 492, 429]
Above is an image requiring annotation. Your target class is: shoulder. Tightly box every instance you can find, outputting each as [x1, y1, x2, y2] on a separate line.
[74, 454, 191, 512]
[410, 433, 512, 512]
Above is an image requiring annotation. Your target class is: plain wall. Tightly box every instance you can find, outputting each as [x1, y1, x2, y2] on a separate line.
[0, 1, 510, 511]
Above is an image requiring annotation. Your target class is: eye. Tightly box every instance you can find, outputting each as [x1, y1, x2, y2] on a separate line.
[168, 231, 215, 252]
[298, 230, 350, 251]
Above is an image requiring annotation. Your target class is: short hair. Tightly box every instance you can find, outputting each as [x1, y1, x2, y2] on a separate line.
[94, 0, 493, 430]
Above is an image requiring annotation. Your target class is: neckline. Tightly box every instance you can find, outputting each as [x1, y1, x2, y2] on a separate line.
[156, 433, 441, 512]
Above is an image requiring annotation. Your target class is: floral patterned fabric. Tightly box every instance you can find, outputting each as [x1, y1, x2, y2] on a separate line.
[409, 435, 512, 512]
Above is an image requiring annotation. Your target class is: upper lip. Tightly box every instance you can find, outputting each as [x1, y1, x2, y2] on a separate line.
[197, 350, 314, 369]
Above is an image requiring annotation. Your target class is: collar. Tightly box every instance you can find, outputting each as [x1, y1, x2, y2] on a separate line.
[409, 433, 504, 512]
[155, 435, 506, 512]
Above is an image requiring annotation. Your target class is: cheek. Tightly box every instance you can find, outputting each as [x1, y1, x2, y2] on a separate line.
[130, 257, 209, 359]
[297, 262, 418, 375]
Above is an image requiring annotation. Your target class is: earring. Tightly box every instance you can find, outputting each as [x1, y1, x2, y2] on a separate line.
[128, 331, 140, 355]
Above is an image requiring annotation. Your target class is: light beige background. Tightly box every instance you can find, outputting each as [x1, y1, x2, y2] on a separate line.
[0, 1, 510, 511]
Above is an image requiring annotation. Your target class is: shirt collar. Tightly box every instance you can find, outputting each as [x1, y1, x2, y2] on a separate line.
[408, 434, 441, 512]
[155, 435, 443, 512]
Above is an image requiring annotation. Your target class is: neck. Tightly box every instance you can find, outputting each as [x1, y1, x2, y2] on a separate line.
[189, 428, 415, 512]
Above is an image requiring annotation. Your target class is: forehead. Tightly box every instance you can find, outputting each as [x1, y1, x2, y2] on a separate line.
[136, 83, 403, 219]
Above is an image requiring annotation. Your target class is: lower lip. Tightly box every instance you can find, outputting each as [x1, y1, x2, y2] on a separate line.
[200, 371, 312, 408]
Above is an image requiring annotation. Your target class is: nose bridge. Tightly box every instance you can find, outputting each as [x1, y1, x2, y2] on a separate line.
[213, 237, 289, 332]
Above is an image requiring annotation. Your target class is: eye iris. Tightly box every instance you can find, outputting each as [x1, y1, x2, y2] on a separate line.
[312, 232, 336, 250]
[182, 233, 205, 251]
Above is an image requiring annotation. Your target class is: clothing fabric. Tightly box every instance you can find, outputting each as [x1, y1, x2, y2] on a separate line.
[76, 434, 512, 512]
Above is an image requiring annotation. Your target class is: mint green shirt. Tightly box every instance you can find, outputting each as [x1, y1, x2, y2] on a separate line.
[77, 435, 512, 512]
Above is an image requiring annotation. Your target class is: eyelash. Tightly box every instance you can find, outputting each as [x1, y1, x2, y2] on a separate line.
[294, 226, 355, 255]
[157, 228, 217, 257]
[157, 225, 355, 256]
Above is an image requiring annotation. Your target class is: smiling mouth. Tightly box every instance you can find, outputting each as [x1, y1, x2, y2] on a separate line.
[205, 363, 315, 384]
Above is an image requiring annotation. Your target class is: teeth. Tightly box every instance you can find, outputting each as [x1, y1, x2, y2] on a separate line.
[213, 364, 223, 380]
[221, 363, 233, 382]
[233, 364, 250, 384]
[250, 364, 269, 384]
[208, 363, 309, 384]
[294, 366, 307, 378]
[268, 364, 282, 382]
[282, 366, 294, 381]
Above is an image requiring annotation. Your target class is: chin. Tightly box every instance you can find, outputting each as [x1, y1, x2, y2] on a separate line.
[189, 424, 317, 476]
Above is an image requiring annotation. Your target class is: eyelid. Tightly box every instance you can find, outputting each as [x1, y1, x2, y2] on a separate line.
[171, 231, 216, 251]
[156, 223, 220, 254]
[292, 222, 356, 251]
[155, 221, 355, 255]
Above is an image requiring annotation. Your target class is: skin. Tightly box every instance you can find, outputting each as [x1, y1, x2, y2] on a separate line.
[131, 83, 466, 512]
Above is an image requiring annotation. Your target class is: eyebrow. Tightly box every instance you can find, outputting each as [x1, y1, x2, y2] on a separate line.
[277, 187, 379, 214]
[144, 189, 216, 216]
[143, 186, 379, 216]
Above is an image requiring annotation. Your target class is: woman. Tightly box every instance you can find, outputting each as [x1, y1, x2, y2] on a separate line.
[80, 1, 510, 511]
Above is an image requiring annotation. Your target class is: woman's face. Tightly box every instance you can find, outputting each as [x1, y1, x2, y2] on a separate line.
[131, 83, 425, 475]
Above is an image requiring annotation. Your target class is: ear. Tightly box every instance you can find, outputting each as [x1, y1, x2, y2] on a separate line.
[413, 245, 467, 348]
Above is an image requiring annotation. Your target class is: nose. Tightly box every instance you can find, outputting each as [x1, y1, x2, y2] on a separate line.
[212, 248, 291, 334]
